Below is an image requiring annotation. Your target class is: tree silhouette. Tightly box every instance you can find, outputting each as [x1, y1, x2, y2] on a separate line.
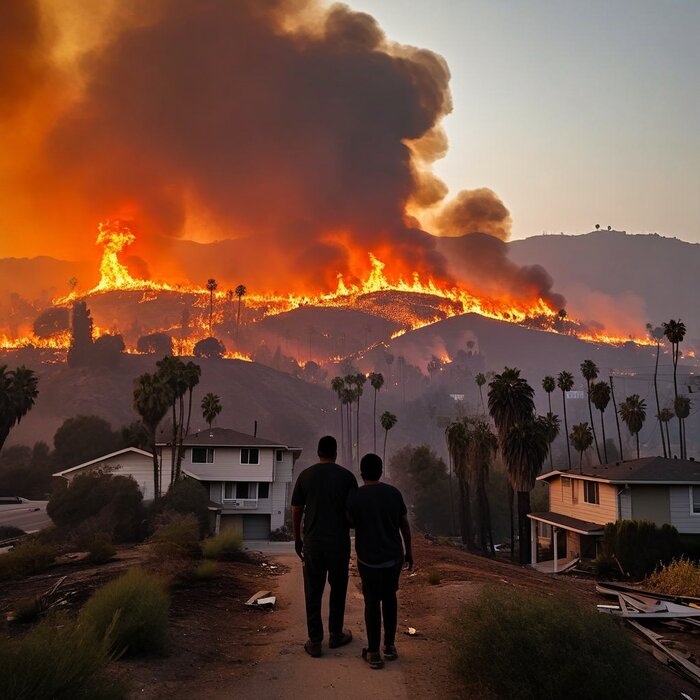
[446, 420, 471, 548]
[589, 381, 611, 463]
[663, 319, 687, 458]
[580, 360, 601, 463]
[201, 392, 222, 429]
[206, 278, 218, 336]
[542, 411, 561, 470]
[556, 371, 574, 469]
[475, 372, 486, 411]
[368, 372, 384, 452]
[647, 324, 667, 457]
[0, 365, 39, 452]
[619, 394, 647, 459]
[674, 395, 691, 459]
[541, 375, 555, 414]
[658, 407, 675, 457]
[380, 411, 397, 467]
[235, 284, 247, 339]
[570, 422, 593, 471]
[330, 376, 346, 462]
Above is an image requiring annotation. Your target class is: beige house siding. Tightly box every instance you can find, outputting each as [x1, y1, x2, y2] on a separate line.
[549, 475, 618, 525]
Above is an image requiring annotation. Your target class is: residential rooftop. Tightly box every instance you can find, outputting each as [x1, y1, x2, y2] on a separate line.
[539, 456, 700, 484]
[158, 427, 300, 451]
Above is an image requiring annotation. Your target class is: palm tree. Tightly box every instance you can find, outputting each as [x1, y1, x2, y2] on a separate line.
[352, 373, 367, 470]
[368, 372, 384, 452]
[0, 365, 39, 452]
[659, 407, 675, 457]
[674, 395, 691, 459]
[156, 356, 188, 482]
[475, 372, 486, 411]
[570, 422, 594, 471]
[580, 360, 601, 463]
[234, 284, 247, 339]
[502, 417, 550, 565]
[330, 376, 346, 461]
[201, 392, 222, 429]
[133, 372, 173, 499]
[488, 367, 535, 560]
[589, 381, 612, 463]
[466, 418, 498, 553]
[206, 278, 218, 335]
[380, 411, 397, 466]
[341, 385, 356, 467]
[446, 421, 472, 548]
[556, 371, 574, 469]
[663, 319, 686, 457]
[175, 361, 201, 479]
[619, 394, 647, 459]
[541, 376, 555, 413]
[542, 411, 561, 470]
[647, 324, 667, 457]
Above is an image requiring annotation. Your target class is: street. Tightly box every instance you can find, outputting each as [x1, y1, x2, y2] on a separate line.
[0, 501, 50, 534]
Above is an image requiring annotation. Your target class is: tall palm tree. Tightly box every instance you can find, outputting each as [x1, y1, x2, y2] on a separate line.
[368, 372, 384, 452]
[156, 356, 188, 482]
[352, 373, 367, 470]
[542, 411, 561, 470]
[133, 372, 173, 499]
[580, 360, 601, 463]
[341, 385, 356, 467]
[488, 367, 535, 560]
[674, 395, 691, 459]
[663, 319, 686, 457]
[475, 373, 486, 411]
[0, 365, 39, 452]
[659, 407, 675, 457]
[446, 421, 472, 548]
[330, 376, 346, 461]
[619, 394, 647, 459]
[201, 392, 222, 429]
[647, 324, 667, 457]
[466, 418, 498, 553]
[590, 381, 612, 463]
[206, 278, 218, 336]
[570, 422, 594, 471]
[556, 371, 574, 469]
[234, 284, 247, 339]
[502, 417, 550, 565]
[380, 411, 397, 467]
[175, 361, 201, 479]
[541, 376, 555, 413]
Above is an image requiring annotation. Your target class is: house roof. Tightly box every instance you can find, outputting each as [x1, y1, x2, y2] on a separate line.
[528, 511, 605, 535]
[53, 447, 153, 478]
[158, 427, 301, 453]
[538, 456, 700, 485]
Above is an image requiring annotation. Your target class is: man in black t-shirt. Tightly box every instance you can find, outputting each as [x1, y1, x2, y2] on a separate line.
[291, 435, 358, 657]
[347, 453, 413, 670]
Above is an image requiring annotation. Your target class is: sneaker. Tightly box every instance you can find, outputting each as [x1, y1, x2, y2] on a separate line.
[383, 644, 398, 661]
[304, 640, 322, 657]
[329, 629, 353, 648]
[362, 647, 384, 669]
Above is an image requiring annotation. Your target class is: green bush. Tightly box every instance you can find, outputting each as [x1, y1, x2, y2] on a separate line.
[194, 560, 218, 580]
[646, 558, 700, 597]
[150, 513, 201, 559]
[0, 613, 124, 699]
[603, 519, 681, 579]
[48, 470, 144, 543]
[452, 587, 649, 700]
[201, 530, 243, 561]
[80, 568, 169, 656]
[593, 553, 618, 580]
[86, 533, 117, 564]
[154, 478, 210, 535]
[0, 539, 56, 579]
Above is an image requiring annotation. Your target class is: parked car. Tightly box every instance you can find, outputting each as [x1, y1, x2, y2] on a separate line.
[0, 496, 22, 505]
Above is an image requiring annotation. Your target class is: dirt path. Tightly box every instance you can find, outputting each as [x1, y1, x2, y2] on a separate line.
[231, 553, 409, 699]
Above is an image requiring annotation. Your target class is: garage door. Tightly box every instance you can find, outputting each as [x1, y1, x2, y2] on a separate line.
[243, 515, 270, 540]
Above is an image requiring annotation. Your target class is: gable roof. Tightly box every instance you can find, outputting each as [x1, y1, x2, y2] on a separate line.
[53, 447, 153, 478]
[158, 427, 299, 451]
[538, 456, 700, 485]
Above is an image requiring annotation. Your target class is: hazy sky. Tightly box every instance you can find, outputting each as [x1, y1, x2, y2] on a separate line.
[351, 0, 700, 242]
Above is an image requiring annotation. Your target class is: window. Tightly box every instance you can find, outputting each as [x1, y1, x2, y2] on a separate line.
[241, 448, 259, 464]
[192, 447, 214, 463]
[583, 481, 600, 505]
[276, 449, 284, 462]
[692, 486, 700, 514]
[258, 482, 270, 499]
[224, 482, 256, 500]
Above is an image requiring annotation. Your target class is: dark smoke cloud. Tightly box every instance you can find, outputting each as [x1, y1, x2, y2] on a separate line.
[1, 0, 564, 309]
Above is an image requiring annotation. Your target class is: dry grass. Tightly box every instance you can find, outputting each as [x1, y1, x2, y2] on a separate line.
[646, 558, 700, 597]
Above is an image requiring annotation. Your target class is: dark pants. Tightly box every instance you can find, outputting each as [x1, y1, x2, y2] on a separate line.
[358, 560, 403, 653]
[302, 548, 350, 643]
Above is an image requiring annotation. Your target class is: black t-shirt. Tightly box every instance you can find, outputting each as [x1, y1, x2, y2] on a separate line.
[291, 462, 358, 553]
[347, 483, 407, 566]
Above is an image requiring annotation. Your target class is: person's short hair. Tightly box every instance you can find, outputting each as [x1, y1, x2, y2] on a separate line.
[317, 435, 337, 459]
[360, 453, 382, 481]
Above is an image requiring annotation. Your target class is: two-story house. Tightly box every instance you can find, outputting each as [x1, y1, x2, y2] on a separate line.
[528, 456, 700, 571]
[160, 428, 301, 539]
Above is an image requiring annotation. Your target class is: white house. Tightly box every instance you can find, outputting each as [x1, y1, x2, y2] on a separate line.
[159, 427, 301, 539]
[53, 447, 157, 500]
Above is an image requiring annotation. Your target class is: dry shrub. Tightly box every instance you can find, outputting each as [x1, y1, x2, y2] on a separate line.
[0, 539, 56, 580]
[86, 533, 117, 565]
[150, 513, 201, 559]
[201, 530, 243, 561]
[646, 558, 700, 597]
[194, 560, 218, 580]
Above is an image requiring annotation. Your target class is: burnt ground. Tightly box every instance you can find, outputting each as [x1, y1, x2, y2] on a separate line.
[0, 540, 698, 698]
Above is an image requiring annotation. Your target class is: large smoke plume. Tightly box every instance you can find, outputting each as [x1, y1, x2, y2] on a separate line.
[0, 0, 563, 308]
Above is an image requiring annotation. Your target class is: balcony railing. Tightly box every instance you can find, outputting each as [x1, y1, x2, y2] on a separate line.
[222, 498, 258, 510]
